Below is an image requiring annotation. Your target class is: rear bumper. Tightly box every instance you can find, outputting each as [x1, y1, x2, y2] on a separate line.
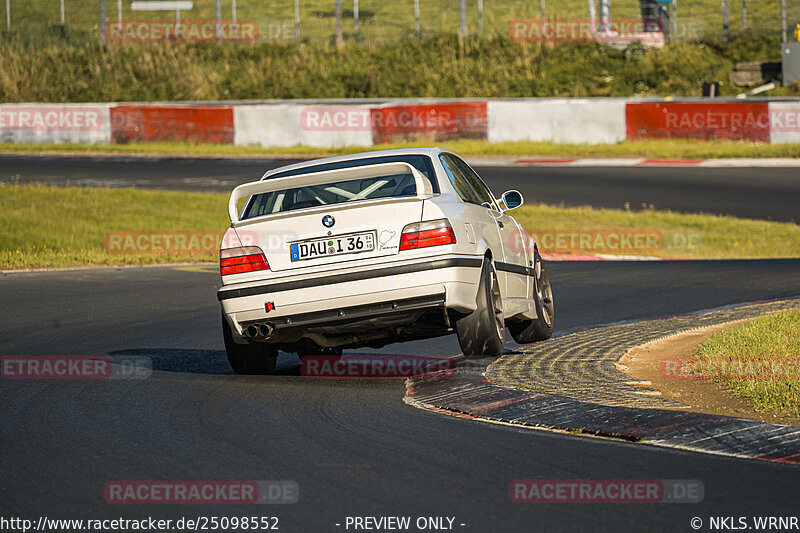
[218, 255, 483, 339]
[241, 293, 447, 341]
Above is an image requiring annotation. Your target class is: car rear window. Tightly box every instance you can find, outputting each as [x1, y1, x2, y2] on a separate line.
[242, 170, 420, 219]
[266, 154, 438, 192]
[242, 154, 439, 220]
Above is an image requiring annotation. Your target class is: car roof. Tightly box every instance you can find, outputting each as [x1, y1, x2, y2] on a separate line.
[261, 147, 452, 180]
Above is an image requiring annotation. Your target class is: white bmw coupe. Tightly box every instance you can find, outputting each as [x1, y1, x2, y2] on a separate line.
[217, 148, 554, 374]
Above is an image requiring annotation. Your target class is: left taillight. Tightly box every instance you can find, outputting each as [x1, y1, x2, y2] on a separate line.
[399, 219, 457, 251]
[220, 246, 269, 276]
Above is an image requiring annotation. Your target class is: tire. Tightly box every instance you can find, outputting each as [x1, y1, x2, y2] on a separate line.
[455, 258, 505, 357]
[508, 252, 554, 344]
[222, 314, 278, 375]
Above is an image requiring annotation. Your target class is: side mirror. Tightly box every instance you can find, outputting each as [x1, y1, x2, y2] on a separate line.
[501, 190, 523, 211]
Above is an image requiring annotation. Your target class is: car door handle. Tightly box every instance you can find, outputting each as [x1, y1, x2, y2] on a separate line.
[496, 220, 504, 229]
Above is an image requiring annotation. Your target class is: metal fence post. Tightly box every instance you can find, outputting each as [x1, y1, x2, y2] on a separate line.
[215, 0, 221, 41]
[117, 0, 122, 25]
[354, 0, 359, 36]
[294, 0, 300, 39]
[459, 0, 466, 36]
[231, 0, 237, 38]
[600, 0, 610, 32]
[60, 0, 65, 25]
[588, 0, 596, 34]
[741, 0, 746, 30]
[335, 0, 343, 47]
[721, 0, 728, 43]
[540, 0, 545, 21]
[5, 0, 9, 31]
[780, 0, 786, 42]
[414, 0, 419, 31]
[478, 0, 483, 34]
[100, 0, 106, 44]
[672, 0, 677, 36]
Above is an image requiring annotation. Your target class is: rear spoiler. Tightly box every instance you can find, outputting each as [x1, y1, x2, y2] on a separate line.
[227, 162, 433, 223]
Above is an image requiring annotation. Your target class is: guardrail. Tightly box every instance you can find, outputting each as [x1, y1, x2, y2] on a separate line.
[1, 98, 799, 146]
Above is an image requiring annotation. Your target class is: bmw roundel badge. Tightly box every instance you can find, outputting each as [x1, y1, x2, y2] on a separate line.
[322, 215, 335, 228]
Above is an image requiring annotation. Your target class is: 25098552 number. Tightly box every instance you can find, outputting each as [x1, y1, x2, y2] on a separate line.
[196, 516, 279, 530]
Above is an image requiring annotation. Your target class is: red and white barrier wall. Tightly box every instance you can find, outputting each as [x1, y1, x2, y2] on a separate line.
[1, 98, 798, 146]
[111, 104, 234, 144]
[234, 104, 373, 147]
[488, 99, 627, 144]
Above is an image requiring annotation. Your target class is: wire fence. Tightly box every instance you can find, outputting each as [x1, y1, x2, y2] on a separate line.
[1, 1, 799, 47]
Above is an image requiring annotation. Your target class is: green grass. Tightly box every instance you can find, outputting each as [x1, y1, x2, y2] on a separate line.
[693, 309, 800, 419]
[2, 138, 799, 160]
[0, 184, 230, 268]
[2, 183, 799, 269]
[1, 33, 796, 103]
[511, 204, 800, 259]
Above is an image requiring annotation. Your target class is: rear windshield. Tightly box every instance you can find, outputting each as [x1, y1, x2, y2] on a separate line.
[242, 154, 438, 220]
[242, 170, 419, 220]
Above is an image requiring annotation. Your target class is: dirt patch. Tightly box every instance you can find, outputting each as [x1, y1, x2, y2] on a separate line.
[618, 321, 800, 427]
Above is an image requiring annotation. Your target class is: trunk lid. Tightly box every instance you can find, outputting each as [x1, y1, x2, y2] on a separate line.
[226, 162, 432, 273]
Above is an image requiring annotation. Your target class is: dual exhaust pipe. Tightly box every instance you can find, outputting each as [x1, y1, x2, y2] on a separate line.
[244, 322, 275, 340]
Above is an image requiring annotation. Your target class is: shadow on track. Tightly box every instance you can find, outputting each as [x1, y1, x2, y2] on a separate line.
[109, 348, 302, 376]
[108, 348, 480, 379]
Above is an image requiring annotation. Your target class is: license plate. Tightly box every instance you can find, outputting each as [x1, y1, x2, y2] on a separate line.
[290, 232, 375, 262]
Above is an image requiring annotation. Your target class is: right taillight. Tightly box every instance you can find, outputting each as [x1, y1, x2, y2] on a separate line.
[220, 246, 269, 276]
[399, 219, 456, 251]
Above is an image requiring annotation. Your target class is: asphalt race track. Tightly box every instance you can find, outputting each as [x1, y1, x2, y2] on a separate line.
[2, 154, 800, 531]
[2, 154, 799, 221]
[2, 260, 800, 531]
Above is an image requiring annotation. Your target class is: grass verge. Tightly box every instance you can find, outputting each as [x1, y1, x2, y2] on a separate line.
[1, 34, 796, 102]
[692, 309, 800, 419]
[0, 184, 229, 268]
[2, 138, 800, 160]
[2, 183, 799, 269]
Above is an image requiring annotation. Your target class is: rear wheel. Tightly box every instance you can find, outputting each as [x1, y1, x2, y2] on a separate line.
[456, 258, 505, 357]
[222, 314, 278, 374]
[508, 252, 554, 344]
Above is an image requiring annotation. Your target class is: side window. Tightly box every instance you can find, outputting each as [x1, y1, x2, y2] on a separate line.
[451, 156, 496, 209]
[439, 154, 484, 206]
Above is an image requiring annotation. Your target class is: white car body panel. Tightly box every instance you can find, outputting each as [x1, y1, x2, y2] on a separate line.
[217, 147, 540, 349]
